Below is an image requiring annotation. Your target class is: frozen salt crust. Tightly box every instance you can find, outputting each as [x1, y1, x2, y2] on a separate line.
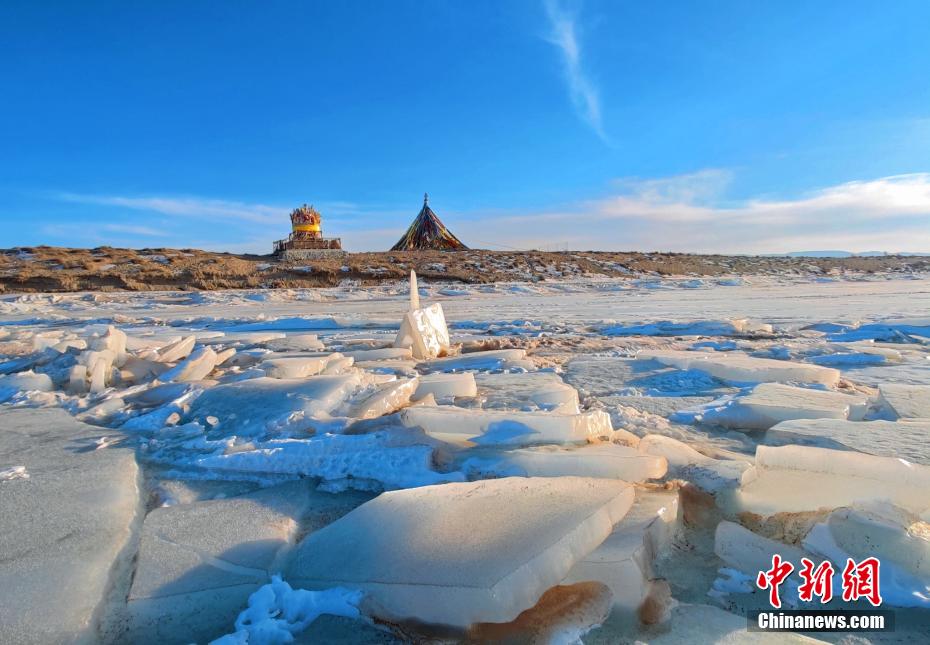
[286, 476, 635, 627]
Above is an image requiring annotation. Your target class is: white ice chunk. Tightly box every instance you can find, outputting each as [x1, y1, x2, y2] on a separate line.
[715, 520, 812, 578]
[89, 325, 128, 366]
[476, 372, 580, 413]
[726, 445, 930, 516]
[195, 431, 458, 491]
[879, 384, 930, 419]
[0, 465, 29, 481]
[422, 349, 530, 372]
[688, 383, 868, 431]
[466, 443, 666, 482]
[185, 375, 362, 436]
[159, 346, 218, 382]
[0, 371, 53, 402]
[394, 303, 451, 360]
[564, 489, 679, 618]
[259, 355, 331, 379]
[349, 378, 418, 419]
[399, 405, 613, 446]
[408, 269, 420, 310]
[120, 358, 169, 383]
[414, 372, 477, 400]
[638, 350, 840, 386]
[262, 334, 325, 352]
[802, 505, 930, 608]
[286, 477, 635, 627]
[156, 335, 197, 363]
[344, 347, 412, 361]
[639, 434, 750, 493]
[770, 418, 930, 465]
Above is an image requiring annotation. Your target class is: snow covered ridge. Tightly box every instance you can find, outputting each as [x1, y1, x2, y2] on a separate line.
[1, 273, 930, 642]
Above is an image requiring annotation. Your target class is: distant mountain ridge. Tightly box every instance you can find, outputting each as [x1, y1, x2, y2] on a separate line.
[770, 250, 930, 258]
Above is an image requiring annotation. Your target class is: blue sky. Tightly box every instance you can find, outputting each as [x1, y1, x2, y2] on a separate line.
[2, 0, 930, 254]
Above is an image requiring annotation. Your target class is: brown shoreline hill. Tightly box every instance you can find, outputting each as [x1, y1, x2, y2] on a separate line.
[1, 246, 928, 293]
[390, 194, 468, 251]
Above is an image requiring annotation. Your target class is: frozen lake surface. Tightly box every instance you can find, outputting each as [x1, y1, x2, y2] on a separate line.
[0, 274, 928, 643]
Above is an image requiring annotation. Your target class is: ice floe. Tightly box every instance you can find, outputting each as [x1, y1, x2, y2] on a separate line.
[285, 477, 634, 627]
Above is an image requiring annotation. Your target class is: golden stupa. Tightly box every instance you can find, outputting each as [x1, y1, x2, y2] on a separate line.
[273, 204, 343, 257]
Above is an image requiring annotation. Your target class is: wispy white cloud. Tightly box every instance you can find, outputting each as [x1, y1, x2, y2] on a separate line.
[542, 0, 607, 141]
[102, 223, 169, 237]
[470, 172, 930, 253]
[42, 174, 930, 254]
[57, 192, 286, 224]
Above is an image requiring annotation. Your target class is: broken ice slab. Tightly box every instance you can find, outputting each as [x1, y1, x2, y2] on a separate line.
[641, 603, 827, 644]
[0, 370, 53, 402]
[420, 348, 532, 373]
[394, 302, 451, 360]
[714, 520, 811, 580]
[466, 443, 667, 482]
[89, 325, 128, 366]
[184, 374, 362, 436]
[414, 371, 477, 400]
[680, 383, 869, 431]
[879, 383, 930, 419]
[563, 489, 679, 624]
[639, 435, 750, 493]
[348, 378, 418, 419]
[286, 477, 635, 628]
[600, 318, 773, 337]
[159, 346, 218, 382]
[638, 350, 840, 387]
[809, 352, 886, 367]
[155, 335, 197, 363]
[195, 430, 458, 491]
[261, 333, 324, 352]
[802, 505, 930, 608]
[0, 408, 140, 644]
[724, 445, 930, 517]
[125, 481, 372, 644]
[474, 371, 581, 413]
[259, 354, 343, 379]
[343, 347, 413, 361]
[769, 418, 930, 465]
[399, 405, 613, 446]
